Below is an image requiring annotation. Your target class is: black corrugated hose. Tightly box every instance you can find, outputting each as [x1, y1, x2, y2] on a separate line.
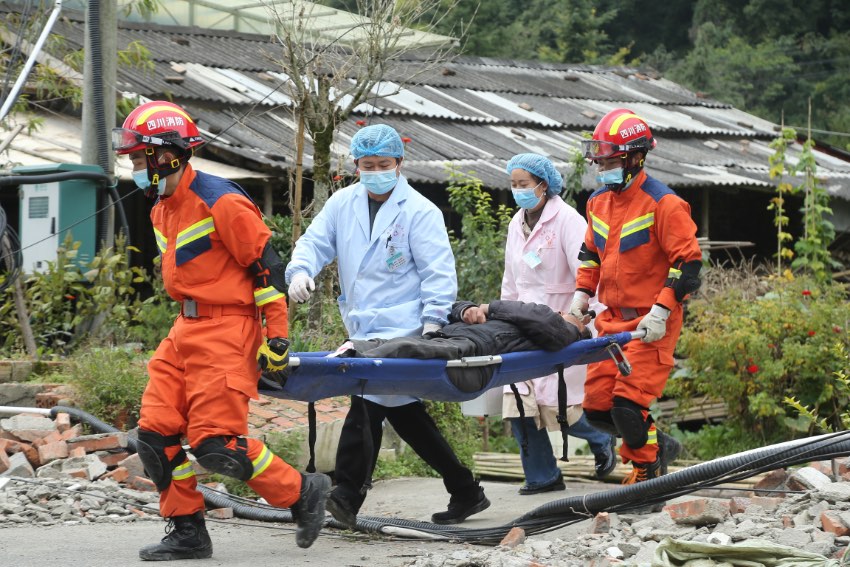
[49, 405, 850, 545]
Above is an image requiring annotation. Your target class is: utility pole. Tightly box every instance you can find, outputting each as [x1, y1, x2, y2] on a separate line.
[81, 0, 117, 247]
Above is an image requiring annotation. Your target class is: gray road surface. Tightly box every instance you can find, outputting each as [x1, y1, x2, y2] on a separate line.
[1, 477, 614, 567]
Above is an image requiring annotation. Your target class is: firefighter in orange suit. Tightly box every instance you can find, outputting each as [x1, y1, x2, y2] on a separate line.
[569, 108, 701, 489]
[113, 101, 330, 561]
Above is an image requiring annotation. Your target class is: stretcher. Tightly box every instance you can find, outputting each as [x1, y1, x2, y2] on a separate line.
[259, 330, 642, 403]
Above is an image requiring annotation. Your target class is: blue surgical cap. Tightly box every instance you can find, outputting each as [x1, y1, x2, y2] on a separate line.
[506, 153, 563, 197]
[350, 124, 404, 160]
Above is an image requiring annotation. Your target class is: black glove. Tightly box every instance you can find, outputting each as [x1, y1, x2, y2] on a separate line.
[257, 337, 290, 389]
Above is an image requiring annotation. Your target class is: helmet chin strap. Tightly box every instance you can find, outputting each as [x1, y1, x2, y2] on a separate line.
[606, 154, 645, 192]
[143, 147, 190, 198]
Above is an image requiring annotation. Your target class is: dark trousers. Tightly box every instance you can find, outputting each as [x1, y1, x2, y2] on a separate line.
[333, 396, 478, 512]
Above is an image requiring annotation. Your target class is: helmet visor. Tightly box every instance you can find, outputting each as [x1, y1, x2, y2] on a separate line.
[112, 128, 145, 152]
[111, 128, 189, 152]
[582, 137, 653, 160]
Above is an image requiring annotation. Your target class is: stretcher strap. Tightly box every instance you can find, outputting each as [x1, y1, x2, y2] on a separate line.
[556, 363, 569, 462]
[306, 402, 317, 473]
[509, 383, 528, 457]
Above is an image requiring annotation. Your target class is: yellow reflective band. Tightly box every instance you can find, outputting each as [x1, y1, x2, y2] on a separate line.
[176, 217, 215, 249]
[589, 212, 609, 238]
[172, 460, 196, 481]
[254, 286, 285, 307]
[580, 260, 599, 269]
[250, 445, 273, 480]
[668, 267, 682, 279]
[135, 104, 194, 126]
[153, 227, 167, 254]
[608, 113, 643, 136]
[621, 212, 655, 238]
[646, 429, 658, 446]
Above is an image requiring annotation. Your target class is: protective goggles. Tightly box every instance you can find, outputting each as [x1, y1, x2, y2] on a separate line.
[581, 137, 653, 160]
[111, 128, 191, 152]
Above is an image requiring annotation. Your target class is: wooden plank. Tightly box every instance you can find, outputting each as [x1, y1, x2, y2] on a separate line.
[473, 452, 766, 488]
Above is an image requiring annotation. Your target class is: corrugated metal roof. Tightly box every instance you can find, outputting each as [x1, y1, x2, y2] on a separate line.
[7, 7, 849, 202]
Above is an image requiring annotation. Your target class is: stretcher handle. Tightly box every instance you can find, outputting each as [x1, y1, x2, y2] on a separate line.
[446, 355, 504, 368]
[630, 329, 647, 341]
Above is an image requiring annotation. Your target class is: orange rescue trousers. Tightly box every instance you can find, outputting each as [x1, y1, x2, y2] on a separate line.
[582, 306, 683, 466]
[139, 311, 301, 518]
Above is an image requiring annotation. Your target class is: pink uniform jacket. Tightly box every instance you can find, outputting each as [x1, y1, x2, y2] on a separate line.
[501, 197, 603, 414]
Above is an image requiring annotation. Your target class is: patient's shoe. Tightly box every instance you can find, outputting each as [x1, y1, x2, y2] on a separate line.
[594, 435, 618, 479]
[326, 489, 358, 530]
[519, 470, 566, 495]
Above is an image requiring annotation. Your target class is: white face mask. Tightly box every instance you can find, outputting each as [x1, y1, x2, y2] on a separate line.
[360, 168, 399, 195]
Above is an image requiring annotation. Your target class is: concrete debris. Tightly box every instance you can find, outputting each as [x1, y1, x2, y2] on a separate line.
[409, 459, 850, 566]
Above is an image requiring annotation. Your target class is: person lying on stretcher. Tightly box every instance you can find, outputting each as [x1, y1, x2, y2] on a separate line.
[341, 300, 590, 392]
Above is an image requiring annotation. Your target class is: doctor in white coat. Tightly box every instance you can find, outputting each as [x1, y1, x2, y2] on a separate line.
[285, 124, 490, 527]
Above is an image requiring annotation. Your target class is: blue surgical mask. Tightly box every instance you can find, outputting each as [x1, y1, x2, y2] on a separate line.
[596, 168, 624, 186]
[360, 169, 398, 195]
[132, 169, 151, 190]
[511, 183, 542, 210]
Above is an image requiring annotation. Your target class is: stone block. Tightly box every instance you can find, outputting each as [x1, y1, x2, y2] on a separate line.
[66, 432, 128, 453]
[0, 414, 57, 442]
[37, 441, 69, 464]
[499, 527, 525, 549]
[665, 498, 730, 526]
[788, 467, 832, 491]
[1, 452, 35, 477]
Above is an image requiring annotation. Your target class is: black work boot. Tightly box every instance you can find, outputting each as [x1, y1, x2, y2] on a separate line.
[657, 429, 682, 475]
[594, 435, 618, 479]
[431, 484, 491, 525]
[326, 488, 358, 530]
[139, 511, 212, 561]
[290, 472, 331, 548]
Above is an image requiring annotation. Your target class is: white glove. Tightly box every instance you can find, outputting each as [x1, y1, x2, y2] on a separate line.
[288, 273, 315, 303]
[636, 304, 670, 343]
[569, 290, 591, 320]
[422, 322, 442, 337]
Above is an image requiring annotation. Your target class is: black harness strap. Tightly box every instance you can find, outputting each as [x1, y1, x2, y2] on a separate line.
[306, 402, 317, 473]
[556, 363, 570, 462]
[509, 383, 529, 457]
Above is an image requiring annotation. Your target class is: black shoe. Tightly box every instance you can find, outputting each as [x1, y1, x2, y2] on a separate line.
[290, 473, 331, 549]
[139, 511, 213, 561]
[518, 470, 566, 495]
[594, 435, 618, 479]
[326, 490, 358, 530]
[657, 429, 682, 475]
[431, 486, 491, 524]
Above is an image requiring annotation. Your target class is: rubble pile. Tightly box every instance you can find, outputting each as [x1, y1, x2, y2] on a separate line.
[410, 460, 850, 566]
[0, 412, 160, 524]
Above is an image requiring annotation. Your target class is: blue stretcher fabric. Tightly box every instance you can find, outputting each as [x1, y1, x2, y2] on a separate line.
[259, 332, 634, 403]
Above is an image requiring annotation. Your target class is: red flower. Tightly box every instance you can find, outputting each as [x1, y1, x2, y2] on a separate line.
[834, 326, 843, 333]
[333, 175, 342, 182]
[355, 120, 366, 126]
[802, 289, 812, 296]
[401, 137, 412, 143]
[746, 364, 759, 374]
[807, 330, 816, 336]
[767, 343, 775, 349]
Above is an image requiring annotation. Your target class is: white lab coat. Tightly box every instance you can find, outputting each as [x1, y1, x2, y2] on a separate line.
[286, 174, 457, 406]
[501, 197, 602, 428]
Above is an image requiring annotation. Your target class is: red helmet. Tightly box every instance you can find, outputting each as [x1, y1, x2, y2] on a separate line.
[112, 100, 203, 155]
[582, 108, 656, 161]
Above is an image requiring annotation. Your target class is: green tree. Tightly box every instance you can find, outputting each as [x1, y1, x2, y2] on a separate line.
[445, 167, 513, 303]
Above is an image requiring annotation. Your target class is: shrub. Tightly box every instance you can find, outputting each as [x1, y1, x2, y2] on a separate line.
[668, 270, 850, 442]
[63, 347, 149, 429]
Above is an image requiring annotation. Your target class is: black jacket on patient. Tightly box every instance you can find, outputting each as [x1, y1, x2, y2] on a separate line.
[349, 300, 587, 393]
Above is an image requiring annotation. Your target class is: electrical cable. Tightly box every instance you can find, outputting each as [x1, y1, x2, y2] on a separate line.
[43, 405, 850, 546]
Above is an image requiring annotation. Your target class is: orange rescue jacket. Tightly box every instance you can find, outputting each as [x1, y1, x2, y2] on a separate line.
[151, 164, 288, 337]
[576, 171, 701, 311]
